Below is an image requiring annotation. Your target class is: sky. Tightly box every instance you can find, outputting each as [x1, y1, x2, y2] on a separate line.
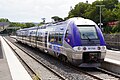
[0, 0, 101, 22]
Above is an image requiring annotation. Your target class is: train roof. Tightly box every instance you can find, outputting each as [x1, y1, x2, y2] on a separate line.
[67, 17, 97, 26]
[17, 17, 97, 32]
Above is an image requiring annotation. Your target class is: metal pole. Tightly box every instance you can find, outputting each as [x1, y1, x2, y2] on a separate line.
[100, 6, 101, 29]
[96, 5, 105, 30]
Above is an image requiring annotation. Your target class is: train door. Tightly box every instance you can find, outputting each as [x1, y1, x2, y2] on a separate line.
[28, 31, 32, 46]
[45, 31, 48, 48]
[35, 29, 39, 48]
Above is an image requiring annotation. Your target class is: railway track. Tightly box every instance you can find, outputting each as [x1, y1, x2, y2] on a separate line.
[6, 36, 120, 80]
[61, 60, 120, 80]
[3, 37, 66, 80]
[72, 66, 120, 80]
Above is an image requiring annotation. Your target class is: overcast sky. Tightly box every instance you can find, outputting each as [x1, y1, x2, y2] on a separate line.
[0, 0, 102, 22]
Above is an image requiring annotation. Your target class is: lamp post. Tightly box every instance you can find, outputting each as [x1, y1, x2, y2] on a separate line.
[96, 5, 105, 30]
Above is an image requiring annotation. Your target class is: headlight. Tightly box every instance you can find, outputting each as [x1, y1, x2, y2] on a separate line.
[97, 46, 101, 50]
[102, 46, 105, 50]
[78, 47, 81, 50]
[83, 47, 86, 50]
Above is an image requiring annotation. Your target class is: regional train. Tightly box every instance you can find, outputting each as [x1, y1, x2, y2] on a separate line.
[16, 17, 106, 67]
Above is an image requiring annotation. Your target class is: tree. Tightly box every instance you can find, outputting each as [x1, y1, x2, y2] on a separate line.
[92, 0, 103, 6]
[67, 0, 120, 22]
[117, 21, 120, 32]
[0, 18, 10, 22]
[51, 16, 63, 22]
[102, 8, 117, 23]
[103, 26, 112, 33]
[83, 5, 100, 23]
[38, 22, 44, 26]
[112, 21, 120, 33]
[103, 0, 118, 10]
[68, 2, 90, 18]
[25, 23, 35, 28]
[9, 22, 26, 28]
[114, 3, 120, 20]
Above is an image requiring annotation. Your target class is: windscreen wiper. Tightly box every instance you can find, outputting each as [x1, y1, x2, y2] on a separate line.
[83, 34, 91, 41]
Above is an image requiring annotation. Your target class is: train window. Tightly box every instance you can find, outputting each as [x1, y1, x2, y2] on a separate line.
[49, 32, 63, 45]
[78, 26, 98, 40]
[58, 32, 64, 44]
[49, 32, 55, 43]
[54, 32, 59, 43]
[37, 33, 41, 41]
[65, 29, 69, 38]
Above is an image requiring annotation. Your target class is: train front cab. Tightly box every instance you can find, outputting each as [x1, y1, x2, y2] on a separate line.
[64, 21, 106, 67]
[79, 25, 106, 67]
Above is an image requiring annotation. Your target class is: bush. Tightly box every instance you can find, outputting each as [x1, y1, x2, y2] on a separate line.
[103, 26, 112, 33]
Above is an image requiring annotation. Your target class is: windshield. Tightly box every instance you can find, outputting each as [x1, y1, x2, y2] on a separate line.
[77, 26, 98, 40]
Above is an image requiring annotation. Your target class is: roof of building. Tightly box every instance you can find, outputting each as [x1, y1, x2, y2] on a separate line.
[0, 22, 10, 26]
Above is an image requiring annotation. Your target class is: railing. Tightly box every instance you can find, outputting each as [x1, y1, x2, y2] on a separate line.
[104, 34, 120, 50]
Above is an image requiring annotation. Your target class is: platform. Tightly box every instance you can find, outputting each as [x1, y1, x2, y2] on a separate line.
[0, 39, 12, 80]
[0, 36, 32, 80]
[105, 50, 120, 65]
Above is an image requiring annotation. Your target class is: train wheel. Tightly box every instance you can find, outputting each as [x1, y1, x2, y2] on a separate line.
[58, 55, 67, 62]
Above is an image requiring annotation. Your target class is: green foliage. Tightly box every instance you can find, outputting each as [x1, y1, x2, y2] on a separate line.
[103, 0, 118, 10]
[51, 16, 63, 22]
[103, 26, 112, 33]
[0, 18, 10, 22]
[102, 9, 117, 22]
[111, 26, 118, 33]
[114, 3, 120, 20]
[9, 22, 35, 28]
[25, 23, 35, 28]
[64, 17, 69, 20]
[92, 0, 103, 6]
[68, 2, 90, 18]
[103, 21, 120, 33]
[114, 21, 120, 32]
[67, 0, 120, 33]
[9, 22, 26, 28]
[38, 22, 44, 26]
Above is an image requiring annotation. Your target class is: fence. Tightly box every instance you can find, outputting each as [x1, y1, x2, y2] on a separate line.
[104, 34, 120, 50]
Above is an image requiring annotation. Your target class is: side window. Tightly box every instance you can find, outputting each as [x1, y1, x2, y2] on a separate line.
[54, 32, 59, 43]
[58, 32, 63, 44]
[49, 32, 55, 43]
[37, 32, 42, 42]
[65, 29, 69, 38]
[49, 31, 63, 45]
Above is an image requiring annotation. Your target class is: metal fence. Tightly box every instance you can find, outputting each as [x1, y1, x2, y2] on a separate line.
[104, 34, 120, 50]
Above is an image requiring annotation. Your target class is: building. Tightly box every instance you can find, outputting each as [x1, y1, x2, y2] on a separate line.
[0, 22, 10, 32]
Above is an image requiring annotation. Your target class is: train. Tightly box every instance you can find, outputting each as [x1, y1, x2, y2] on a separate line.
[16, 17, 106, 67]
